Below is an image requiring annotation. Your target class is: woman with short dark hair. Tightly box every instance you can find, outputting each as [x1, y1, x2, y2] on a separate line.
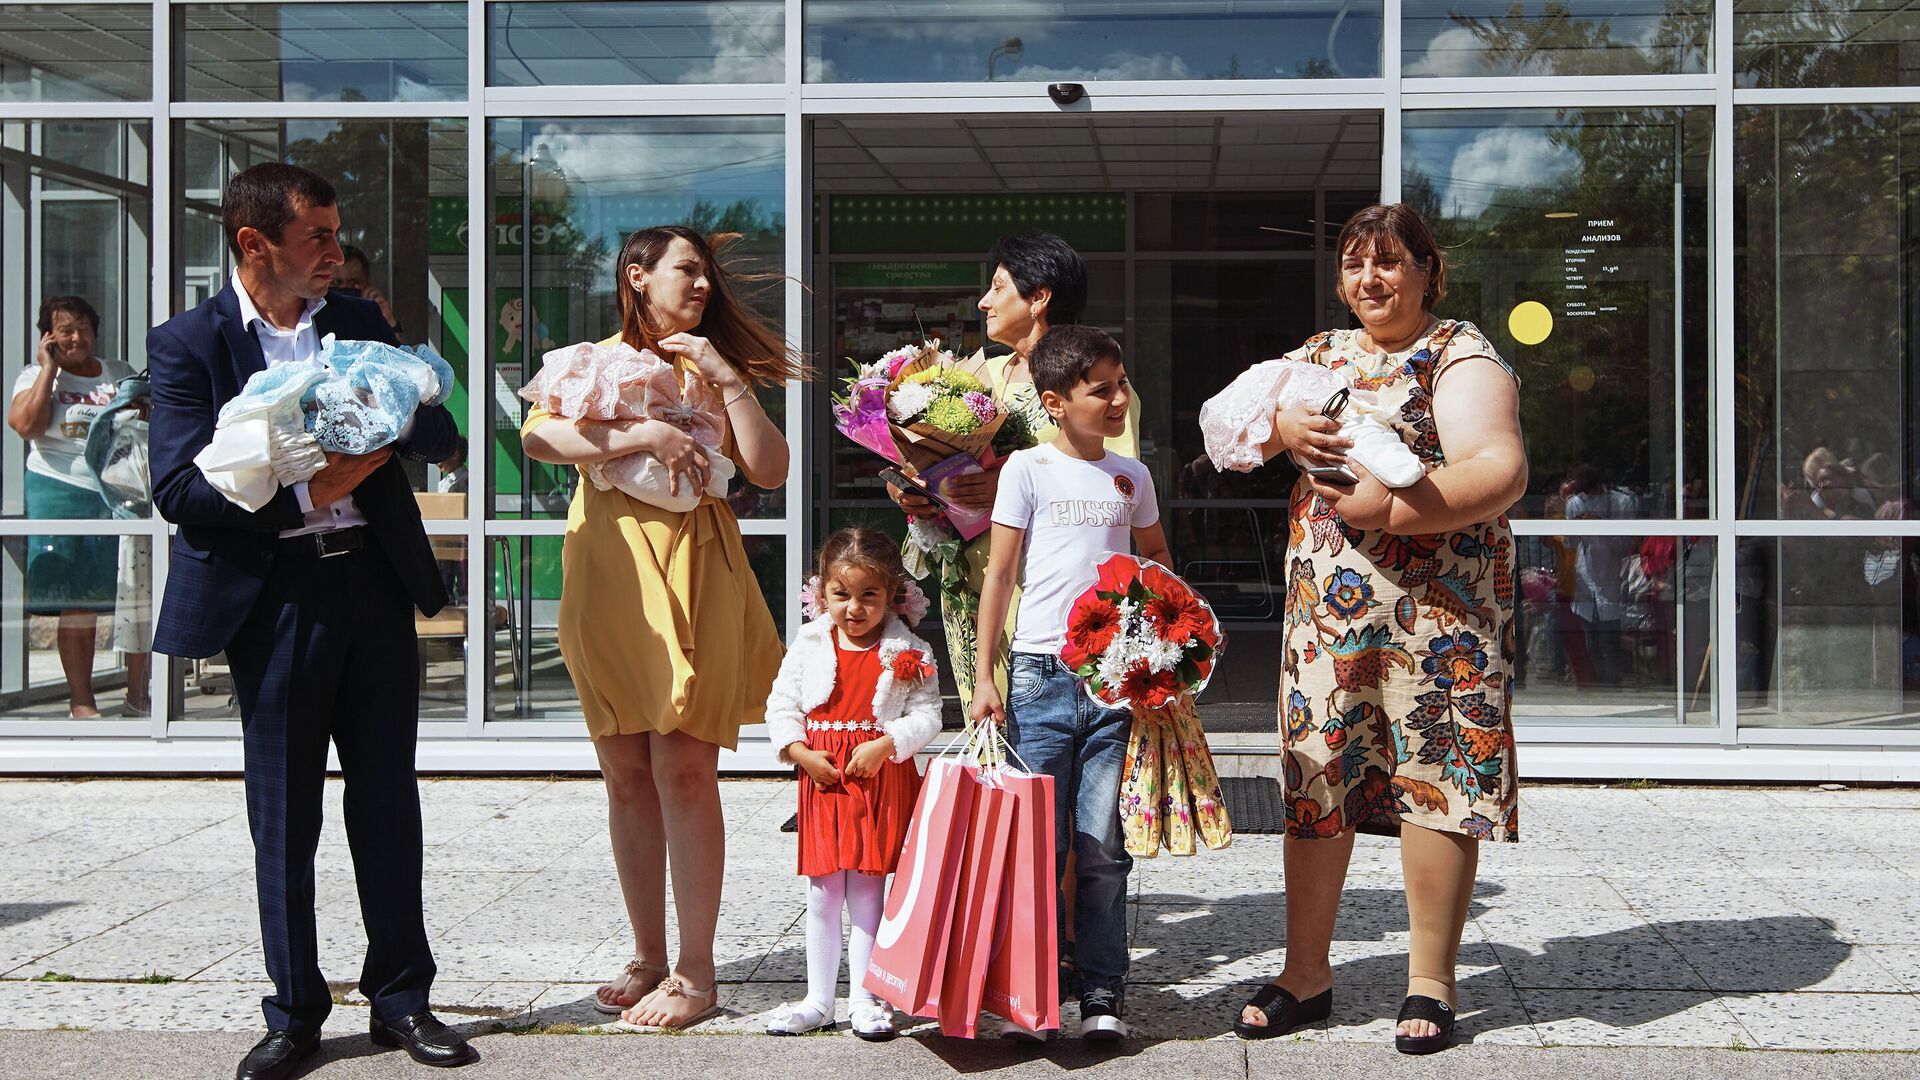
[8, 296, 148, 716]
[1231, 203, 1527, 1054]
[888, 233, 1133, 712]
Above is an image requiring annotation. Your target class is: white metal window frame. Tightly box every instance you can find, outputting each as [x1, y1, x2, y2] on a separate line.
[0, 0, 1915, 779]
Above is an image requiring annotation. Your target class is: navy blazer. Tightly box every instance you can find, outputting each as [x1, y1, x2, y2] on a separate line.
[149, 284, 458, 659]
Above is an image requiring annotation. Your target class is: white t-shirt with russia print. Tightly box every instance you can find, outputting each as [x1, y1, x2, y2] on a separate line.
[991, 444, 1160, 656]
[10, 359, 132, 487]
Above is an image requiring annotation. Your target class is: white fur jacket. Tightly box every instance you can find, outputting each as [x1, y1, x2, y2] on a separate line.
[764, 614, 944, 765]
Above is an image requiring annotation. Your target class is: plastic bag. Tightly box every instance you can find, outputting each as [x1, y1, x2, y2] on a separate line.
[84, 371, 152, 519]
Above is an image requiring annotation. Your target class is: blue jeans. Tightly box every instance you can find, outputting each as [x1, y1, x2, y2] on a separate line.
[1004, 652, 1132, 991]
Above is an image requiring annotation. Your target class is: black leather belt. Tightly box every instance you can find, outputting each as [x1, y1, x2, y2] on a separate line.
[277, 526, 368, 559]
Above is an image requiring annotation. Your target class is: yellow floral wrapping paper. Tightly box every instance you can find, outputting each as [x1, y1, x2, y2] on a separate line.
[1118, 694, 1232, 857]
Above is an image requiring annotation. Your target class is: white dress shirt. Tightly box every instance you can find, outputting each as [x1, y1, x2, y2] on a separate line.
[231, 270, 370, 537]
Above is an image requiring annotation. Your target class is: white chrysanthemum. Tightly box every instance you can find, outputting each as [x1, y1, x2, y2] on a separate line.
[906, 514, 956, 552]
[1144, 636, 1185, 674]
[1116, 597, 1139, 620]
[887, 381, 933, 421]
[1096, 651, 1132, 690]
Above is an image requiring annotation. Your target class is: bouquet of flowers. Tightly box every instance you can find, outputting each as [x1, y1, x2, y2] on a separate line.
[1064, 554, 1223, 710]
[1062, 553, 1231, 857]
[831, 341, 1035, 541]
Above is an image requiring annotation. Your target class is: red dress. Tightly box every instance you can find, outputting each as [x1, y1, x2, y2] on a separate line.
[796, 636, 924, 877]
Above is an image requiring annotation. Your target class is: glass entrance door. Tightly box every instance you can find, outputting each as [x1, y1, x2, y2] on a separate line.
[811, 111, 1383, 733]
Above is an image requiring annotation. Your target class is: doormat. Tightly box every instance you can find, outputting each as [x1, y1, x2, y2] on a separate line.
[1219, 775, 1288, 834]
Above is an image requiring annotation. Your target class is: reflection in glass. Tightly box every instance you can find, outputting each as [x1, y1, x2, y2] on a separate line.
[0, 6, 150, 102]
[3, 122, 152, 521]
[489, 1, 783, 86]
[0, 534, 152, 720]
[1512, 534, 1714, 725]
[173, 534, 468, 722]
[489, 117, 785, 520]
[1139, 259, 1320, 506]
[491, 534, 784, 720]
[172, 119, 470, 496]
[1404, 0, 1712, 77]
[1736, 0, 1920, 88]
[804, 0, 1382, 82]
[1735, 105, 1918, 521]
[416, 534, 469, 716]
[176, 3, 466, 103]
[1404, 108, 1712, 519]
[1738, 537, 1920, 727]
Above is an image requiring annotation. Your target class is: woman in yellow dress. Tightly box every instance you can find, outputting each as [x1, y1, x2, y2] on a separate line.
[521, 226, 803, 1029]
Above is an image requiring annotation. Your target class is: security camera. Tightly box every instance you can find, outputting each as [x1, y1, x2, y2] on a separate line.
[1047, 82, 1086, 106]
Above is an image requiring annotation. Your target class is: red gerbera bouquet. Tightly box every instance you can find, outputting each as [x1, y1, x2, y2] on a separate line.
[1062, 554, 1224, 711]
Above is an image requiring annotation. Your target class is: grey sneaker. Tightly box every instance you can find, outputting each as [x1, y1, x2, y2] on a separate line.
[1079, 987, 1127, 1042]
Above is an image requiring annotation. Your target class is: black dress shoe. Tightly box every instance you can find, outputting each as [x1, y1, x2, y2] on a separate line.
[235, 1030, 318, 1080]
[370, 1010, 479, 1068]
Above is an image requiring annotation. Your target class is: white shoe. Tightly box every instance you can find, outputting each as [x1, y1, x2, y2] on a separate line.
[848, 999, 896, 1042]
[766, 998, 835, 1035]
[998, 1017, 1046, 1043]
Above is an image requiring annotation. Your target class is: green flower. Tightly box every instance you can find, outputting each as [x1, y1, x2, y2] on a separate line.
[992, 405, 1035, 455]
[924, 395, 983, 434]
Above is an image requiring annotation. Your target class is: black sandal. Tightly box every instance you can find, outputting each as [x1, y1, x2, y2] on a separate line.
[1395, 994, 1456, 1054]
[1232, 982, 1332, 1040]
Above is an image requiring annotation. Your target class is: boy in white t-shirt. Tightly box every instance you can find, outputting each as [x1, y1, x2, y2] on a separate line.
[972, 324, 1171, 1042]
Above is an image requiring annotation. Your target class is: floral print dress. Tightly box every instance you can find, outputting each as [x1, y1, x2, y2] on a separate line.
[1279, 320, 1520, 843]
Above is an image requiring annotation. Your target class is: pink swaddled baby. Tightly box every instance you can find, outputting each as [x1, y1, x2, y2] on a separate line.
[519, 341, 736, 511]
[1198, 358, 1425, 487]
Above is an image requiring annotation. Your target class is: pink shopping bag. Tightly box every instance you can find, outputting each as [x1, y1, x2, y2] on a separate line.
[863, 758, 979, 1016]
[982, 768, 1060, 1032]
[936, 778, 1014, 1037]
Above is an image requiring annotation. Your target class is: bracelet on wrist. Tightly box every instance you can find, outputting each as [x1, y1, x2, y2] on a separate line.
[722, 385, 755, 410]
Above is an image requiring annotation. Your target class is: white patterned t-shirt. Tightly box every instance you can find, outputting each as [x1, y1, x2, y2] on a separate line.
[992, 444, 1159, 656]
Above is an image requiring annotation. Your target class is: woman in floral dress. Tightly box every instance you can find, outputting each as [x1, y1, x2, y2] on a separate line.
[1231, 204, 1527, 1054]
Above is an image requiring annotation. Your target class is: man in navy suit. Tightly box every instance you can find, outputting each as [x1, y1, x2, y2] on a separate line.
[149, 163, 475, 1079]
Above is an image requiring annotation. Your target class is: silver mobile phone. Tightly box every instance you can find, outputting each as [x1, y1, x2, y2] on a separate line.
[1307, 464, 1360, 485]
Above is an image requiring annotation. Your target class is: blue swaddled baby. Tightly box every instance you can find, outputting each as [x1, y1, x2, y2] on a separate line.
[215, 338, 455, 453]
[198, 338, 457, 510]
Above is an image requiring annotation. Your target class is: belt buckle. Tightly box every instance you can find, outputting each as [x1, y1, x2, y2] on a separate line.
[315, 532, 349, 559]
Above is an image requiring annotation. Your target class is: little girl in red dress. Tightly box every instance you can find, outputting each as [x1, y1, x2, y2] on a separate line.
[762, 527, 943, 1040]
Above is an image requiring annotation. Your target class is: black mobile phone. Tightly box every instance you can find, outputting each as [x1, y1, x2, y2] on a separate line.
[1307, 464, 1360, 486]
[878, 466, 951, 509]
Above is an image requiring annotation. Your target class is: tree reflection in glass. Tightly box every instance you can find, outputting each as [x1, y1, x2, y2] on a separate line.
[1404, 107, 1712, 521]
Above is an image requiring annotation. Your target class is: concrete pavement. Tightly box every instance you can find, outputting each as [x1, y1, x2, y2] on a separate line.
[4, 777, 1920, 1074]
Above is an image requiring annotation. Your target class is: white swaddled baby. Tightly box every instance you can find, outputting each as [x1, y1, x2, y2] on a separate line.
[518, 340, 736, 512]
[1199, 358, 1426, 487]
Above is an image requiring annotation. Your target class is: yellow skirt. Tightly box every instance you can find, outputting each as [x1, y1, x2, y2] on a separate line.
[557, 480, 783, 749]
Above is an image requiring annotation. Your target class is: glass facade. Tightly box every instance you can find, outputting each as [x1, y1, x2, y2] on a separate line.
[2, 0, 1914, 774]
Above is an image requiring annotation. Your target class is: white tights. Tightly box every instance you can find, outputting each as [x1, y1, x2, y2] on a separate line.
[804, 870, 886, 1013]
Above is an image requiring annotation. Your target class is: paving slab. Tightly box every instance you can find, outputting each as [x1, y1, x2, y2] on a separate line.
[3, 777, 1918, 1064]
